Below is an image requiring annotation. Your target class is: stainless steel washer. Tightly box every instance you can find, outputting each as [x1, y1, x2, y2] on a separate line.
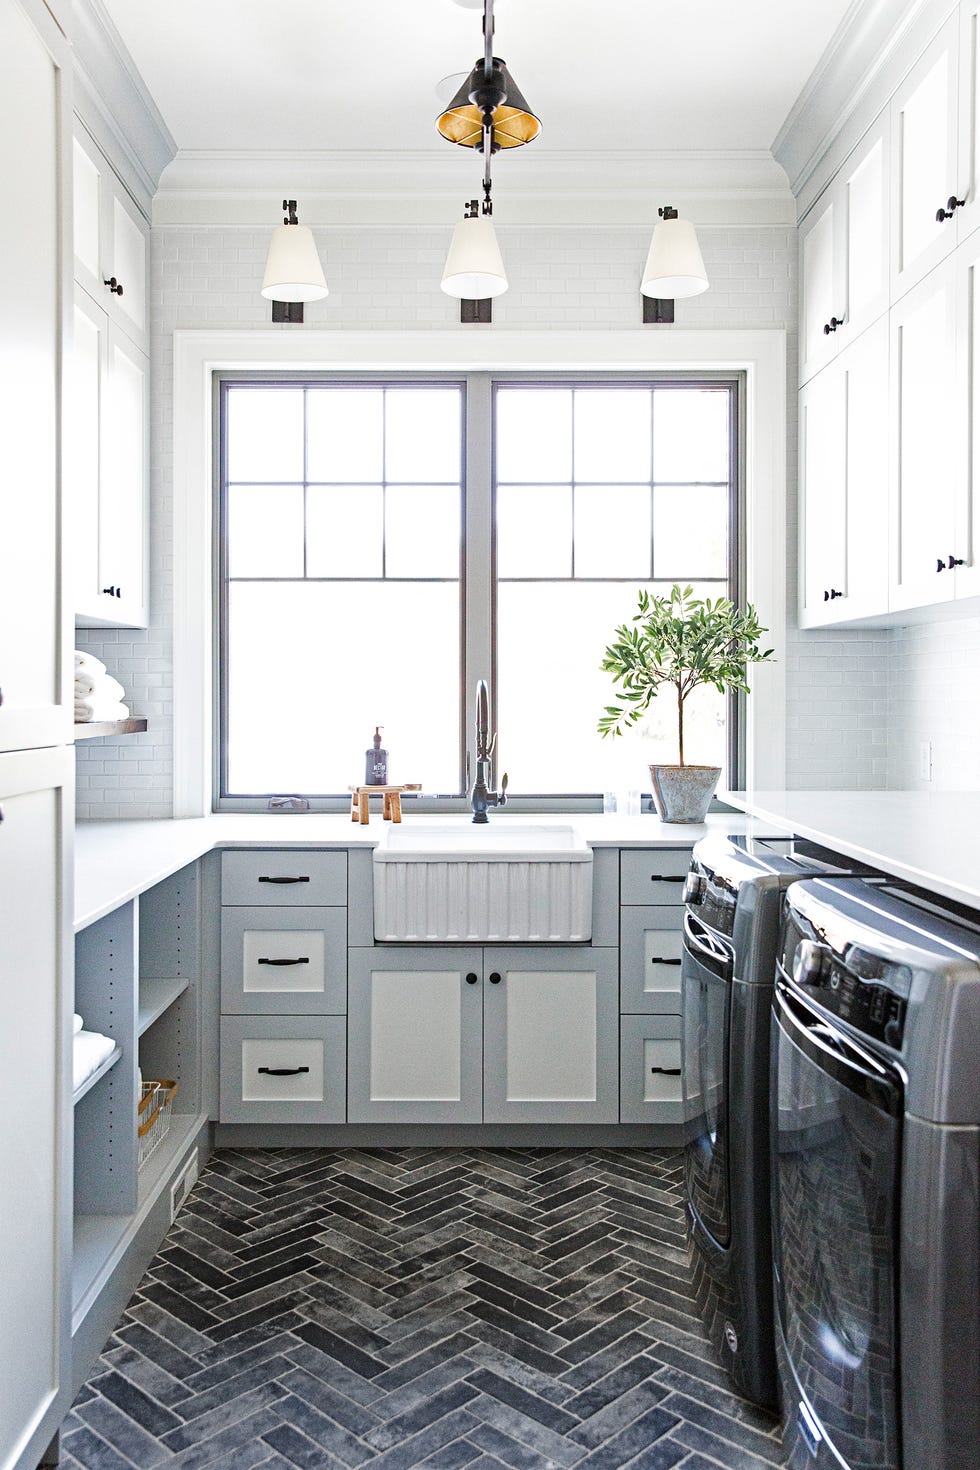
[773, 877, 980, 1470]
[681, 833, 865, 1408]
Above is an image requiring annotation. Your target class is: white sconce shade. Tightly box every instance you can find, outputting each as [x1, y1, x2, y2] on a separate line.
[641, 213, 708, 299]
[261, 222, 328, 302]
[441, 213, 508, 298]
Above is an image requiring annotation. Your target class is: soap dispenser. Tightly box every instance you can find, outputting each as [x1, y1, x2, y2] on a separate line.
[365, 726, 388, 785]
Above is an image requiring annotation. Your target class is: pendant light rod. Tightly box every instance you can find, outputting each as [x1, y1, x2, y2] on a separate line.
[483, 0, 494, 80]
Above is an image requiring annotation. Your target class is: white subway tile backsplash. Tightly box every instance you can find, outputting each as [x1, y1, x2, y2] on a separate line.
[75, 216, 979, 815]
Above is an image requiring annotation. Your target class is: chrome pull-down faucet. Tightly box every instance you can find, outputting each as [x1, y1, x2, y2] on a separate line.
[471, 679, 508, 823]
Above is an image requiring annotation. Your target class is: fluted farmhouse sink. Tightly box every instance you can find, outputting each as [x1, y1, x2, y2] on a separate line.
[373, 823, 593, 942]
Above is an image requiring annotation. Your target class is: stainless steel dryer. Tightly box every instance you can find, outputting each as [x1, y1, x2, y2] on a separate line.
[681, 833, 865, 1408]
[773, 877, 980, 1470]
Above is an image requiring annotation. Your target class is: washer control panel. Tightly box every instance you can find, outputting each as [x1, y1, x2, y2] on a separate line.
[781, 917, 911, 1050]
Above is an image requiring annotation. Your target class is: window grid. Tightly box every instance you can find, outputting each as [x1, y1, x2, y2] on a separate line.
[215, 373, 740, 807]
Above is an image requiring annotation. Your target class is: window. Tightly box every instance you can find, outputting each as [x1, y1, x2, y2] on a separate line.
[216, 373, 739, 807]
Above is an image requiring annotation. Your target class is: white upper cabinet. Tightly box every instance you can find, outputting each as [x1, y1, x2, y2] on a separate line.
[889, 256, 961, 612]
[69, 128, 150, 629]
[799, 192, 841, 383]
[954, 226, 980, 597]
[892, 14, 961, 298]
[0, 0, 71, 756]
[71, 129, 148, 354]
[799, 115, 889, 385]
[800, 318, 889, 628]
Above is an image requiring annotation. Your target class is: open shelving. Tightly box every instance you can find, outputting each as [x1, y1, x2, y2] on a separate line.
[74, 717, 148, 740]
[72, 1045, 122, 1106]
[71, 861, 206, 1366]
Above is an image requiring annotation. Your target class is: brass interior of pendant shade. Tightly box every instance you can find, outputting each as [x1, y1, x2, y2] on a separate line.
[436, 57, 541, 148]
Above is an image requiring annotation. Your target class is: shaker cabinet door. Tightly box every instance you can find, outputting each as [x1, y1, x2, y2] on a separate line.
[0, 0, 71, 754]
[892, 14, 960, 297]
[889, 257, 961, 612]
[482, 947, 618, 1124]
[347, 947, 483, 1123]
[0, 744, 73, 1470]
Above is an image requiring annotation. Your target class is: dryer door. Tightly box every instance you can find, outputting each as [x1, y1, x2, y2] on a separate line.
[682, 911, 734, 1246]
[772, 980, 903, 1470]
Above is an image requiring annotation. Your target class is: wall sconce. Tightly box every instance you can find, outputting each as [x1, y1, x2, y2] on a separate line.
[641, 205, 709, 324]
[261, 199, 328, 323]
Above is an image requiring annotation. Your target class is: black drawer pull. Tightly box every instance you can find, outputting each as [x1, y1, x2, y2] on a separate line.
[258, 875, 310, 884]
[650, 874, 685, 883]
[257, 956, 309, 966]
[465, 972, 479, 985]
[650, 957, 682, 966]
[650, 1066, 681, 1076]
[489, 972, 502, 984]
[257, 1065, 310, 1076]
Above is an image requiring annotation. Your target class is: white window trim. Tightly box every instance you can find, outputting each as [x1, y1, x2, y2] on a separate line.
[173, 328, 786, 818]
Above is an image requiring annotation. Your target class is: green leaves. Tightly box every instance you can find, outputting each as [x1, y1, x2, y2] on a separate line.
[597, 584, 775, 755]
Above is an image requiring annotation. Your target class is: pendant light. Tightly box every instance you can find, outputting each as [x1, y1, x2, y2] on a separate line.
[438, 0, 539, 306]
[441, 189, 508, 299]
[641, 205, 709, 299]
[261, 199, 328, 307]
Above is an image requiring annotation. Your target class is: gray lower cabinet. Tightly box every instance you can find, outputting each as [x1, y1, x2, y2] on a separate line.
[348, 945, 619, 1124]
[620, 1015, 683, 1123]
[221, 849, 346, 907]
[220, 1015, 346, 1123]
[348, 947, 484, 1123]
[221, 906, 347, 1014]
[619, 847, 692, 1124]
[619, 906, 684, 1013]
[483, 947, 618, 1124]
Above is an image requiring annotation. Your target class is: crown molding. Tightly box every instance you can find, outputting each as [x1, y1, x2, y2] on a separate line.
[71, 0, 177, 215]
[773, 0, 956, 215]
[153, 149, 795, 228]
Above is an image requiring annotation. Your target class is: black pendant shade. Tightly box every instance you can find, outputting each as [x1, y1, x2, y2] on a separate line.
[436, 56, 541, 148]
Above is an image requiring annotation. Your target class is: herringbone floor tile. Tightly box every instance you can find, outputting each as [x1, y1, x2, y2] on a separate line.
[62, 1149, 785, 1470]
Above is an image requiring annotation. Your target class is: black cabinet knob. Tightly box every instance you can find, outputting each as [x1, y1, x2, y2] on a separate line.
[947, 555, 965, 569]
[489, 972, 502, 984]
[822, 315, 845, 335]
[101, 586, 122, 598]
[936, 558, 947, 573]
[103, 276, 124, 296]
[936, 195, 966, 222]
[465, 972, 478, 985]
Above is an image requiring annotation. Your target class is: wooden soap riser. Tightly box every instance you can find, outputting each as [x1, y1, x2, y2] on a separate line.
[349, 783, 421, 825]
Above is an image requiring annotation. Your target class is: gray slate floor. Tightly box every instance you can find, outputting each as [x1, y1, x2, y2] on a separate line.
[62, 1147, 785, 1470]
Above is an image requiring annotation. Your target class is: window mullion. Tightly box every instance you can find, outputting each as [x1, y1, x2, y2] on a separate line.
[463, 373, 493, 794]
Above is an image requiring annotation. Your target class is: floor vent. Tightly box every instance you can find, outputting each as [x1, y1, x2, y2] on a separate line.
[170, 1148, 199, 1222]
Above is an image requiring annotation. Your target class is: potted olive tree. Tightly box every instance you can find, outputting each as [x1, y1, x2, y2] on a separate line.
[598, 584, 774, 822]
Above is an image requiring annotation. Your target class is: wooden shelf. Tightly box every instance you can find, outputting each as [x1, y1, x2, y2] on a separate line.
[72, 1044, 122, 1106]
[137, 977, 189, 1037]
[74, 717, 147, 741]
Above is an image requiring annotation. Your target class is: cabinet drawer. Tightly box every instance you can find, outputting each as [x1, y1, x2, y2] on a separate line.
[620, 906, 683, 1013]
[620, 1015, 683, 1124]
[220, 1015, 346, 1123]
[620, 848, 692, 905]
[221, 850, 346, 907]
[221, 908, 346, 1014]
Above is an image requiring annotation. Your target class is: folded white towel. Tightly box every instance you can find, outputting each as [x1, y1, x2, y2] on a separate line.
[74, 651, 107, 678]
[74, 700, 130, 723]
[73, 1013, 83, 1035]
[74, 673, 125, 701]
[72, 1030, 116, 1092]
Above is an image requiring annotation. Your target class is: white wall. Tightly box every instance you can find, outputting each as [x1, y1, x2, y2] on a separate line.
[75, 218, 891, 818]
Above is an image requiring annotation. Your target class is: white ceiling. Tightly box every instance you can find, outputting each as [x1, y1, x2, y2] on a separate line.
[101, 0, 856, 157]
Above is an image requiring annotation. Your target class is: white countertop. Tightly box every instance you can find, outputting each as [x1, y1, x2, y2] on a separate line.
[725, 790, 980, 909]
[74, 810, 762, 931]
